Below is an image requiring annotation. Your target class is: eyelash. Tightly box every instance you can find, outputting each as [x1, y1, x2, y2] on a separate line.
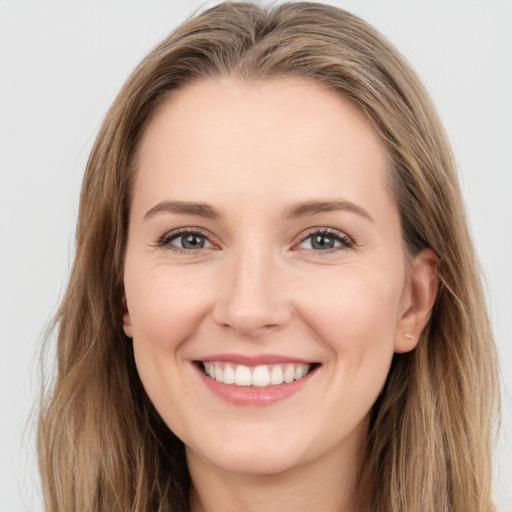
[156, 228, 215, 255]
[296, 228, 354, 253]
[156, 227, 354, 254]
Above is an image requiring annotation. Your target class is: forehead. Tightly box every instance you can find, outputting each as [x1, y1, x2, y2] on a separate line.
[132, 77, 392, 215]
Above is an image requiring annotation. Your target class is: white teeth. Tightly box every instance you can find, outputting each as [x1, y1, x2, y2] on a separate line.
[223, 364, 235, 384]
[284, 364, 295, 383]
[270, 365, 284, 385]
[234, 365, 252, 386]
[252, 365, 270, 387]
[295, 365, 307, 380]
[202, 361, 313, 387]
[214, 365, 224, 382]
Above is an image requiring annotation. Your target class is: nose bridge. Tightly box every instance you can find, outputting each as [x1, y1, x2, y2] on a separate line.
[213, 239, 290, 334]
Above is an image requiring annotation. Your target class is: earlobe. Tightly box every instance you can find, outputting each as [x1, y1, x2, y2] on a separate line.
[395, 248, 439, 353]
[122, 295, 133, 338]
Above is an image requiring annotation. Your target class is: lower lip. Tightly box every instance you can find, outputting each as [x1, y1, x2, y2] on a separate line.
[195, 364, 316, 407]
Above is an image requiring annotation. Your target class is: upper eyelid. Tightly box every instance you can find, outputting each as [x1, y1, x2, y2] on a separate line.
[165, 227, 209, 236]
[297, 227, 353, 243]
[158, 227, 217, 246]
[299, 226, 347, 236]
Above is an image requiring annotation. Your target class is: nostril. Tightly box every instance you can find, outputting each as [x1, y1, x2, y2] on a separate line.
[211, 276, 292, 334]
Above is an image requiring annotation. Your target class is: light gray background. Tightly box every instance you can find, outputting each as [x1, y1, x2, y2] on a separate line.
[1, 1, 511, 511]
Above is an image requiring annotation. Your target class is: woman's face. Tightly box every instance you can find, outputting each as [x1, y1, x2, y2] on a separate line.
[123, 78, 432, 476]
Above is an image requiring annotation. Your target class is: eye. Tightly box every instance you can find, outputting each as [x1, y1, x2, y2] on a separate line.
[158, 229, 214, 251]
[297, 229, 353, 251]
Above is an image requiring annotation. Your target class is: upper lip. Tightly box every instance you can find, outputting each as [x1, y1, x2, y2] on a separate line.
[195, 353, 317, 366]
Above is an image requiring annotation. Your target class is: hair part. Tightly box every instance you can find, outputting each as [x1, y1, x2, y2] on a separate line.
[39, 3, 499, 511]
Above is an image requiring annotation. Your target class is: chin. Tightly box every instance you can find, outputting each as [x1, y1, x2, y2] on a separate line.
[195, 446, 307, 477]
[184, 428, 315, 477]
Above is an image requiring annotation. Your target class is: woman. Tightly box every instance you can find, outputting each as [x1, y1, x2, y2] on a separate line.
[38, 2, 500, 511]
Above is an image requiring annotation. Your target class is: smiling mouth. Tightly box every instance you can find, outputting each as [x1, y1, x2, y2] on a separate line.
[197, 361, 320, 388]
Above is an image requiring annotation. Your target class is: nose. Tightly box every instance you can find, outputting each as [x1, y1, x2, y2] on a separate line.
[212, 246, 292, 336]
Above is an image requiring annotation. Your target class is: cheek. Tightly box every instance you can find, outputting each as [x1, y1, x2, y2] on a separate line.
[125, 267, 214, 432]
[126, 267, 213, 351]
[295, 265, 404, 387]
[124, 264, 217, 417]
[277, 266, 405, 452]
[301, 267, 403, 339]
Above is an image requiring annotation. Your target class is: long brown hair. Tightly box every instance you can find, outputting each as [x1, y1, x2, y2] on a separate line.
[38, 2, 499, 511]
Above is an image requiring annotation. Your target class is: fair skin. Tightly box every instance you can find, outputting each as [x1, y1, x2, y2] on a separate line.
[123, 77, 438, 512]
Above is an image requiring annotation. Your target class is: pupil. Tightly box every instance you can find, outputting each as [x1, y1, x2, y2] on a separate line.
[182, 234, 204, 249]
[312, 234, 334, 249]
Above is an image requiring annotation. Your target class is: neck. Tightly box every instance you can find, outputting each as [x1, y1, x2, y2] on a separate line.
[187, 439, 361, 512]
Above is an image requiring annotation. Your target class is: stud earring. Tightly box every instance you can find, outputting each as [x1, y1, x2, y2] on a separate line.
[404, 333, 415, 340]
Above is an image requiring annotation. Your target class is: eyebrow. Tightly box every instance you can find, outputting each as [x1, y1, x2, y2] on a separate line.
[143, 198, 373, 222]
[144, 201, 221, 220]
[283, 199, 373, 222]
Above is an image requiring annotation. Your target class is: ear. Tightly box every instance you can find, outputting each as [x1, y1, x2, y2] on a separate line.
[394, 248, 439, 353]
[122, 295, 133, 338]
